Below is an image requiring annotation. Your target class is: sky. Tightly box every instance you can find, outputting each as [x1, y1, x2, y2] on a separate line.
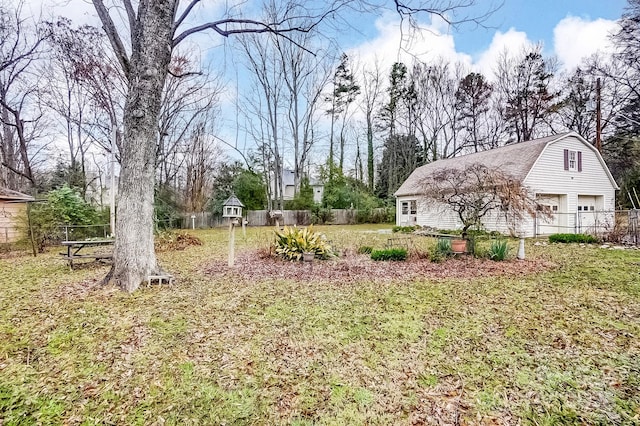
[15, 0, 630, 166]
[341, 0, 627, 79]
[25, 1, 628, 68]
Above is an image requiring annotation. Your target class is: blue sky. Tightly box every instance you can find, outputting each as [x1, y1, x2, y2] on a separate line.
[339, 0, 628, 79]
[455, 0, 627, 55]
[30, 0, 628, 74]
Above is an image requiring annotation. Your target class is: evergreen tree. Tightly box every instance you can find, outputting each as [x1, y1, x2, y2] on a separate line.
[455, 72, 493, 152]
[325, 53, 360, 174]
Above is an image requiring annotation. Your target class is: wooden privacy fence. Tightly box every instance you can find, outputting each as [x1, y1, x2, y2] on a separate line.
[179, 209, 367, 228]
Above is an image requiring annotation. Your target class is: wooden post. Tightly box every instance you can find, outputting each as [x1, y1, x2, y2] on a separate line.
[517, 237, 525, 260]
[27, 202, 36, 257]
[228, 220, 235, 267]
[596, 78, 602, 153]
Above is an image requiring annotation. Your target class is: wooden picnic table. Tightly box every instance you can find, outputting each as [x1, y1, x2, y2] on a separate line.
[60, 239, 114, 269]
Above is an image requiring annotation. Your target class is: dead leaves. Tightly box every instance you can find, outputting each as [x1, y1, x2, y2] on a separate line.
[204, 252, 555, 286]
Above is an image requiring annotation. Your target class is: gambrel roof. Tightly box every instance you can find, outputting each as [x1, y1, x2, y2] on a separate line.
[394, 132, 619, 197]
[0, 187, 34, 201]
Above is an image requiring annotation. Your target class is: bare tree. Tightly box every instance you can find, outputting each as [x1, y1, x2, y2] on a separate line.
[156, 54, 222, 189]
[90, 0, 500, 292]
[358, 58, 383, 191]
[0, 0, 48, 190]
[183, 120, 222, 212]
[412, 58, 462, 160]
[455, 71, 493, 153]
[273, 27, 331, 196]
[418, 163, 541, 234]
[495, 45, 558, 143]
[238, 29, 286, 212]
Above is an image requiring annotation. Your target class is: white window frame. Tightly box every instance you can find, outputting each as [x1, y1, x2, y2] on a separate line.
[568, 150, 577, 171]
[401, 201, 409, 215]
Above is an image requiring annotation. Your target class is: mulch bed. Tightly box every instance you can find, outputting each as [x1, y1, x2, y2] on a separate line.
[204, 251, 557, 285]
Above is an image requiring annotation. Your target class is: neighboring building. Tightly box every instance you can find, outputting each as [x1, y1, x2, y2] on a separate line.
[273, 169, 324, 205]
[394, 132, 619, 237]
[0, 188, 34, 243]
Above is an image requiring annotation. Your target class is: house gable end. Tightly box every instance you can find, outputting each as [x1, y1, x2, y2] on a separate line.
[522, 132, 619, 190]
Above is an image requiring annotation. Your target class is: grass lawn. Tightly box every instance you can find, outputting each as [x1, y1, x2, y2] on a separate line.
[0, 225, 639, 425]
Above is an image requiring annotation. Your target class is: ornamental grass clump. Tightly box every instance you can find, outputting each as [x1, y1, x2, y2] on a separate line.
[274, 225, 333, 261]
[488, 239, 509, 261]
[430, 238, 452, 262]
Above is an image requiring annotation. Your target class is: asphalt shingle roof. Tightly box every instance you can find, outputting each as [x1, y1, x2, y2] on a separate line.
[0, 187, 34, 201]
[394, 133, 570, 197]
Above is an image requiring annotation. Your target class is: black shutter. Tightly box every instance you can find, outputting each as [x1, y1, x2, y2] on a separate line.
[563, 149, 569, 170]
[577, 151, 582, 172]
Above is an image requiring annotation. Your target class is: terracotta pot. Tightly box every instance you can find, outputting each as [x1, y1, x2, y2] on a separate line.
[451, 238, 467, 253]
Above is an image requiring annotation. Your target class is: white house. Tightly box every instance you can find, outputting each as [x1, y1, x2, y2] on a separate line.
[394, 132, 619, 237]
[274, 169, 324, 204]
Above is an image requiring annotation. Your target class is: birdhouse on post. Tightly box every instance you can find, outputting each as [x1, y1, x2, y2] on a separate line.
[222, 193, 244, 222]
[223, 193, 244, 267]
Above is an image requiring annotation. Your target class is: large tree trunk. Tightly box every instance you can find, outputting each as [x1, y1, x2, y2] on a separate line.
[108, 1, 176, 292]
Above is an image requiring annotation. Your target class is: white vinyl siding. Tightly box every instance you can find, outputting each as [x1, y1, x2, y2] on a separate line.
[525, 135, 616, 233]
[396, 134, 617, 237]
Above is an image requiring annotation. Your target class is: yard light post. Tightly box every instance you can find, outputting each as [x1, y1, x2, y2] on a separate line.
[223, 193, 245, 267]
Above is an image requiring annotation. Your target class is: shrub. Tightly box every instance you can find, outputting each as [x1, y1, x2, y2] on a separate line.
[488, 240, 509, 261]
[357, 245, 373, 254]
[370, 248, 407, 261]
[28, 185, 100, 251]
[356, 207, 394, 224]
[392, 225, 419, 233]
[311, 204, 334, 224]
[548, 233, 599, 244]
[274, 225, 333, 261]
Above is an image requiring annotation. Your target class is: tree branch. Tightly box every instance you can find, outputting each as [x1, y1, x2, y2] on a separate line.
[91, 0, 131, 78]
[122, 0, 137, 35]
[173, 0, 201, 33]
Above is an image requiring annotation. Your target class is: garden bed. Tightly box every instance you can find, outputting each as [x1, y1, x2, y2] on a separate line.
[204, 251, 557, 285]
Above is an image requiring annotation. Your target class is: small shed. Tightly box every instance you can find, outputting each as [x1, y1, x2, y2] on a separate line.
[0, 187, 34, 243]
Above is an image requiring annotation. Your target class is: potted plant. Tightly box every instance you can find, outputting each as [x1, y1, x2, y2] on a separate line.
[451, 238, 467, 253]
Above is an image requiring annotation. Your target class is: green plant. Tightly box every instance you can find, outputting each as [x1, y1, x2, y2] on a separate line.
[370, 248, 408, 261]
[274, 225, 333, 261]
[435, 238, 452, 256]
[548, 233, 599, 244]
[357, 245, 373, 254]
[311, 204, 334, 224]
[488, 240, 509, 261]
[392, 225, 419, 234]
[28, 185, 100, 250]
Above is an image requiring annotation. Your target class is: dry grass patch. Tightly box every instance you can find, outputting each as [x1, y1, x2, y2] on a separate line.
[0, 226, 638, 425]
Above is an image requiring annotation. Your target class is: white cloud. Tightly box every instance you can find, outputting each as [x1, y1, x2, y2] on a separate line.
[346, 12, 472, 79]
[473, 28, 532, 79]
[553, 16, 619, 71]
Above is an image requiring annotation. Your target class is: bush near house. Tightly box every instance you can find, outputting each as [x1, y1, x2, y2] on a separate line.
[392, 225, 420, 233]
[548, 233, 599, 244]
[370, 248, 408, 261]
